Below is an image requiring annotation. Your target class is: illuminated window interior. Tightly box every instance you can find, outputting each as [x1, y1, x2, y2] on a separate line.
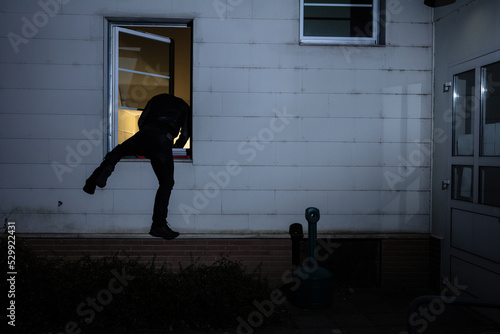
[110, 23, 192, 158]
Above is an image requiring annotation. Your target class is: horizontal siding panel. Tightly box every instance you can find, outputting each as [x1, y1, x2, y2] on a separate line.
[0, 64, 102, 90]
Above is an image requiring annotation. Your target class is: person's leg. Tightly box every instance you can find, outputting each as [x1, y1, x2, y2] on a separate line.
[147, 133, 179, 239]
[83, 132, 147, 194]
[149, 153, 175, 227]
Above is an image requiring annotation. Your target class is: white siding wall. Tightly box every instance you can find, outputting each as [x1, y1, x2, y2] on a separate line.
[0, 0, 432, 234]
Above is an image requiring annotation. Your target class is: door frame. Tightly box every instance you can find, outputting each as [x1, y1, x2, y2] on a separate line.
[444, 49, 500, 297]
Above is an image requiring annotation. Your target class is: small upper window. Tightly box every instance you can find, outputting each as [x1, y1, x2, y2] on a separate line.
[300, 0, 379, 45]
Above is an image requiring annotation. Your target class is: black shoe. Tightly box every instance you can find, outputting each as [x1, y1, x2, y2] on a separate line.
[95, 165, 113, 188]
[83, 179, 96, 194]
[149, 224, 180, 240]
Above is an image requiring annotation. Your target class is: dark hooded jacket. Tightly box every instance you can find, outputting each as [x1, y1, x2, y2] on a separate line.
[138, 93, 191, 148]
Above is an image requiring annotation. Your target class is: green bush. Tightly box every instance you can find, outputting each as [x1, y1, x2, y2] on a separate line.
[0, 237, 271, 333]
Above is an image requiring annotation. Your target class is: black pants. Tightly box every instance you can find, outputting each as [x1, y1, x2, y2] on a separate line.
[96, 125, 174, 228]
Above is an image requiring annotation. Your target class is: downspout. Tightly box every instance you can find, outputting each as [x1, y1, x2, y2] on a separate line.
[429, 6, 436, 236]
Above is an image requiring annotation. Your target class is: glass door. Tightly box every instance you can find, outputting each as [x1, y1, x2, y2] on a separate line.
[447, 55, 500, 299]
[452, 61, 500, 209]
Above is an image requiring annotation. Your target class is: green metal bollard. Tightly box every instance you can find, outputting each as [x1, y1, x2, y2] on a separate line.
[293, 207, 333, 309]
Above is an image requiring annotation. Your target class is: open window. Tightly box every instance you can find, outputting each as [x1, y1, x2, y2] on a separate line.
[108, 21, 192, 159]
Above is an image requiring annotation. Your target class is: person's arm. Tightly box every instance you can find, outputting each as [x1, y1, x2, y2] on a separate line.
[173, 106, 192, 148]
[137, 101, 151, 130]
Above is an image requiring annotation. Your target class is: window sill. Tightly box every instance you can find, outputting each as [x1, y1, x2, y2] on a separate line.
[300, 39, 383, 47]
[121, 157, 192, 163]
[121, 148, 192, 162]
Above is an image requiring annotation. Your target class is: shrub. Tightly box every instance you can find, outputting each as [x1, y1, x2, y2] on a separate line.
[0, 237, 270, 333]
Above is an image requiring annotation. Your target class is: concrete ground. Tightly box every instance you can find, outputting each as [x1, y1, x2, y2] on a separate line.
[122, 287, 500, 334]
[253, 288, 500, 334]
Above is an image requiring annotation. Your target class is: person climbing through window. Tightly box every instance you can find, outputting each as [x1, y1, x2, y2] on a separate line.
[83, 93, 191, 240]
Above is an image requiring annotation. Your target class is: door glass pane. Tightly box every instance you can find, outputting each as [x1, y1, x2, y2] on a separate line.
[480, 61, 500, 156]
[452, 165, 473, 202]
[453, 70, 475, 156]
[480, 167, 500, 207]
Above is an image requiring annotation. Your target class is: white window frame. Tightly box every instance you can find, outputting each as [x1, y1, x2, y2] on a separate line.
[300, 0, 380, 45]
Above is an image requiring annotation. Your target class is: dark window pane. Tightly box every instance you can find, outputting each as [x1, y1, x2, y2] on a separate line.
[303, 1, 373, 38]
[305, 0, 372, 4]
[480, 61, 500, 156]
[480, 167, 500, 207]
[452, 165, 473, 202]
[453, 70, 475, 156]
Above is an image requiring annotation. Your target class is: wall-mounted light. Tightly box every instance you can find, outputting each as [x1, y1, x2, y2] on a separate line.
[424, 0, 456, 7]
[443, 82, 452, 92]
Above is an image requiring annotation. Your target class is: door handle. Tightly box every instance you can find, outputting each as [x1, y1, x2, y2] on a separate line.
[442, 179, 450, 190]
